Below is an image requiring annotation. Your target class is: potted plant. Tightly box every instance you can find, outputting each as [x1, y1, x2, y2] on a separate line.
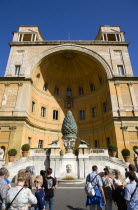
[108, 144, 117, 157]
[133, 146, 138, 155]
[121, 148, 130, 162]
[21, 144, 30, 157]
[8, 149, 17, 162]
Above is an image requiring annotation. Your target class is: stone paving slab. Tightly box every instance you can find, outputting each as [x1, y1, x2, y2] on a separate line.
[54, 183, 117, 210]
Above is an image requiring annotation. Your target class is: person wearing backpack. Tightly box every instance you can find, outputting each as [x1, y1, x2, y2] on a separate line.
[124, 171, 138, 210]
[86, 165, 106, 210]
[113, 170, 127, 210]
[102, 170, 113, 210]
[42, 168, 56, 210]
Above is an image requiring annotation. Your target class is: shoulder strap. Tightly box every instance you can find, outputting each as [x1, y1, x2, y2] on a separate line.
[130, 184, 138, 200]
[90, 174, 98, 183]
[6, 187, 24, 210]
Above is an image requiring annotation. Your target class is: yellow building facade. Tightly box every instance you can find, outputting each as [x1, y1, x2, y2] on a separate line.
[0, 25, 138, 162]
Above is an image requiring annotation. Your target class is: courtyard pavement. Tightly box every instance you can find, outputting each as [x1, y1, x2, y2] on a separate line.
[53, 182, 117, 210]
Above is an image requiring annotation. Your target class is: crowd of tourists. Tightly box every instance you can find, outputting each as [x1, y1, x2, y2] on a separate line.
[86, 164, 138, 210]
[0, 167, 56, 210]
[0, 164, 138, 210]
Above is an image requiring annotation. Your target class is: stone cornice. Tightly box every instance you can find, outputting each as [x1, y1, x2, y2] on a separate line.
[9, 41, 129, 47]
[109, 77, 138, 82]
[113, 116, 138, 121]
[0, 77, 33, 83]
[0, 116, 60, 132]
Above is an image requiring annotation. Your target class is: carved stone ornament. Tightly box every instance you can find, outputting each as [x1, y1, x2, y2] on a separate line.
[9, 126, 16, 131]
[66, 164, 72, 173]
[64, 97, 73, 109]
[61, 110, 77, 153]
[114, 82, 120, 86]
[18, 83, 23, 86]
[121, 126, 128, 131]
[5, 83, 10, 86]
[127, 83, 133, 87]
[62, 110, 77, 139]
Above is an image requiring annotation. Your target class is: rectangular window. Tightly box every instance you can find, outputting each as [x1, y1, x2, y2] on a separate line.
[53, 110, 58, 120]
[79, 110, 85, 120]
[66, 88, 72, 96]
[54, 87, 59, 95]
[99, 77, 103, 84]
[103, 102, 107, 113]
[15, 65, 21, 76]
[31, 101, 35, 113]
[79, 87, 84, 95]
[106, 137, 110, 146]
[38, 140, 43, 149]
[90, 84, 95, 91]
[43, 84, 48, 91]
[23, 34, 32, 41]
[94, 140, 99, 148]
[28, 137, 31, 145]
[41, 107, 46, 117]
[92, 107, 97, 117]
[117, 65, 125, 76]
[107, 34, 116, 41]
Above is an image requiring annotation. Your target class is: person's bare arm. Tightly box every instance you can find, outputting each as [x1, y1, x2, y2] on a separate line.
[99, 186, 106, 205]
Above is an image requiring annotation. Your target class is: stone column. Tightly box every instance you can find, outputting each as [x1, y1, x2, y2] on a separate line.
[14, 83, 23, 113]
[114, 82, 124, 116]
[128, 83, 138, 116]
[120, 126, 128, 148]
[78, 157, 84, 179]
[8, 126, 17, 148]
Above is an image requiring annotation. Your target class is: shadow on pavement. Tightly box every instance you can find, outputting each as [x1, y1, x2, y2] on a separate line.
[67, 205, 87, 210]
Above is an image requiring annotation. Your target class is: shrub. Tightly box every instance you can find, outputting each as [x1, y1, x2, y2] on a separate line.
[133, 146, 138, 151]
[21, 144, 30, 151]
[121, 148, 130, 156]
[8, 149, 17, 156]
[108, 144, 117, 152]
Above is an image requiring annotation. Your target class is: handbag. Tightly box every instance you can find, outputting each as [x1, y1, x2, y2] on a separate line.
[6, 187, 24, 210]
[85, 174, 98, 197]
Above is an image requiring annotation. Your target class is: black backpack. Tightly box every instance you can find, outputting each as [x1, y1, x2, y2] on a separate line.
[112, 187, 127, 210]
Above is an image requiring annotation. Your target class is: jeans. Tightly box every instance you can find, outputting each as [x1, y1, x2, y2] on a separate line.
[45, 197, 54, 210]
[89, 204, 101, 210]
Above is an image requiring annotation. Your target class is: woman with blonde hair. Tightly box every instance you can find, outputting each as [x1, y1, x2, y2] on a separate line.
[34, 175, 45, 210]
[7, 172, 37, 209]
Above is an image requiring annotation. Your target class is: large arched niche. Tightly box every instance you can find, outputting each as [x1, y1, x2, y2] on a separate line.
[30, 44, 113, 79]
[30, 45, 113, 147]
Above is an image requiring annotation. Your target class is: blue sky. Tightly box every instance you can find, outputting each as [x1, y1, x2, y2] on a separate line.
[0, 0, 138, 77]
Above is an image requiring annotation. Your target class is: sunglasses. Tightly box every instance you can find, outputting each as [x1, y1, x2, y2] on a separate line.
[34, 181, 39, 184]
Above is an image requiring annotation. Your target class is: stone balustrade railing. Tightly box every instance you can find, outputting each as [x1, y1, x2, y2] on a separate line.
[30, 148, 50, 156]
